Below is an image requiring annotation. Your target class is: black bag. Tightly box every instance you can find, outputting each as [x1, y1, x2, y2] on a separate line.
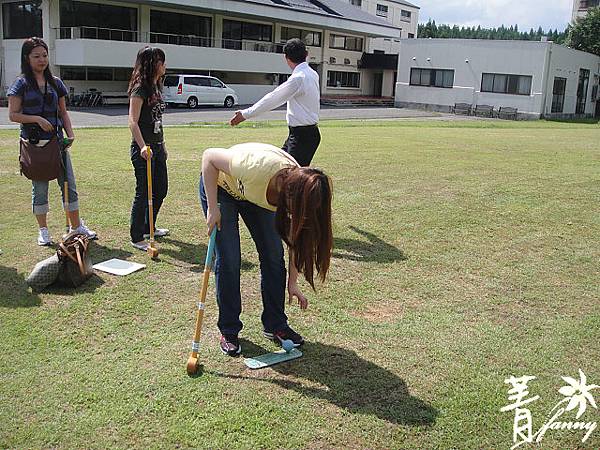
[57, 232, 93, 288]
[18, 81, 63, 181]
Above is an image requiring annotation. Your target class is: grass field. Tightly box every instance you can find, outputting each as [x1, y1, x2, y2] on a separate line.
[0, 119, 599, 449]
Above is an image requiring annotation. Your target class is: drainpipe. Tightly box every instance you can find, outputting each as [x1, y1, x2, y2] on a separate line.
[540, 42, 553, 118]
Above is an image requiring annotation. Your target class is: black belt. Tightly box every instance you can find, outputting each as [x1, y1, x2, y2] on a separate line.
[289, 124, 318, 129]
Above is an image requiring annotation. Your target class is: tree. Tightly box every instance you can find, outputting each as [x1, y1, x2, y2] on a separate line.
[566, 7, 600, 56]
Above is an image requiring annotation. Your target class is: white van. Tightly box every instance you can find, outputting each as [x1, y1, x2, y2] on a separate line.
[163, 75, 238, 109]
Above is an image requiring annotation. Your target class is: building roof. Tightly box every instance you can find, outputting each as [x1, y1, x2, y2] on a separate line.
[141, 0, 400, 37]
[381, 0, 419, 9]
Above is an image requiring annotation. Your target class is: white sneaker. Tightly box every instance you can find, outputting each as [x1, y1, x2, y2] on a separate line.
[70, 219, 97, 240]
[132, 240, 150, 251]
[144, 228, 170, 239]
[37, 227, 53, 246]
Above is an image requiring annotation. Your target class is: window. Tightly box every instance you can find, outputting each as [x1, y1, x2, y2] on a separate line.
[551, 77, 567, 113]
[410, 68, 454, 88]
[164, 76, 179, 87]
[150, 10, 211, 47]
[408, 33, 415, 39]
[210, 78, 224, 88]
[2, 1, 42, 39]
[481, 73, 532, 95]
[223, 19, 272, 49]
[576, 68, 590, 114]
[349, 0, 362, 6]
[329, 34, 363, 51]
[280, 27, 322, 47]
[61, 66, 86, 81]
[327, 71, 360, 88]
[401, 10, 412, 21]
[59, 1, 137, 41]
[114, 68, 132, 82]
[376, 4, 388, 17]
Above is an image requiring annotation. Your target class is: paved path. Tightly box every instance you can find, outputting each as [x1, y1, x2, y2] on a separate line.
[0, 105, 472, 128]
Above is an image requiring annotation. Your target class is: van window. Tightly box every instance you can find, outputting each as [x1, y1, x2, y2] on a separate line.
[197, 78, 211, 87]
[210, 78, 224, 88]
[164, 76, 179, 87]
[184, 77, 200, 86]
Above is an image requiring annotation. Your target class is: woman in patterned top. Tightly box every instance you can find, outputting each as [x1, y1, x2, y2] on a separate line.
[8, 37, 97, 246]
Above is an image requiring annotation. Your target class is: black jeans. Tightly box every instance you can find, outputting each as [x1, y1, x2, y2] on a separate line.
[130, 142, 168, 243]
[282, 124, 321, 167]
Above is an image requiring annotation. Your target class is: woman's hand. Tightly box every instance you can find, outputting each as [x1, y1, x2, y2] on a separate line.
[140, 145, 150, 160]
[288, 281, 308, 310]
[37, 117, 53, 132]
[206, 206, 221, 236]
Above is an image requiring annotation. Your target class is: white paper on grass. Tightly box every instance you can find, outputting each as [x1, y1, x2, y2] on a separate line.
[92, 258, 146, 276]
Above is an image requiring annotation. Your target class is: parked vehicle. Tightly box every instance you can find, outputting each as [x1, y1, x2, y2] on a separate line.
[163, 74, 238, 108]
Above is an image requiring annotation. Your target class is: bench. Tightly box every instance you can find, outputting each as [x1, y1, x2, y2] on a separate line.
[498, 106, 518, 120]
[474, 104, 494, 118]
[453, 103, 472, 115]
[101, 92, 129, 105]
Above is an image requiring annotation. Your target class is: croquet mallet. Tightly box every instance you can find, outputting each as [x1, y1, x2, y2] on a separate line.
[145, 145, 159, 258]
[186, 226, 217, 376]
[62, 139, 72, 233]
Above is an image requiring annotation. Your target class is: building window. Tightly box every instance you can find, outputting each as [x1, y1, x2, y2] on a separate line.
[59, 1, 137, 41]
[401, 10, 412, 21]
[61, 66, 132, 82]
[2, 1, 42, 39]
[281, 27, 321, 47]
[580, 0, 600, 8]
[551, 77, 566, 113]
[327, 71, 360, 88]
[329, 34, 363, 51]
[61, 66, 86, 81]
[349, 0, 362, 6]
[223, 19, 272, 50]
[408, 33, 415, 39]
[576, 68, 590, 114]
[481, 73, 532, 95]
[150, 10, 211, 47]
[376, 4, 388, 17]
[410, 68, 454, 88]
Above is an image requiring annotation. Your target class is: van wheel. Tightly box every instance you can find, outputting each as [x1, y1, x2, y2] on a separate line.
[224, 96, 235, 108]
[187, 97, 198, 109]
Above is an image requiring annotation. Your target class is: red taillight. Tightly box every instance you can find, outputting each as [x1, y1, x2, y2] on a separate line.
[177, 84, 182, 95]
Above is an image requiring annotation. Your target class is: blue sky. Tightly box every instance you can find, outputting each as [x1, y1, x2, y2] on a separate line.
[416, 0, 573, 32]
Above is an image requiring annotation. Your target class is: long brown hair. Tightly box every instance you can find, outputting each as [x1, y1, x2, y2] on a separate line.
[275, 167, 333, 290]
[127, 46, 165, 95]
[20, 37, 59, 92]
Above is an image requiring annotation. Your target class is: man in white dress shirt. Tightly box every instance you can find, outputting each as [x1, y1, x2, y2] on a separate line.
[229, 38, 321, 167]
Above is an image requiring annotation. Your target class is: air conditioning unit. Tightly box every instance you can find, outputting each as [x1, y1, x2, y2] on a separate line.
[329, 56, 336, 64]
[344, 58, 351, 65]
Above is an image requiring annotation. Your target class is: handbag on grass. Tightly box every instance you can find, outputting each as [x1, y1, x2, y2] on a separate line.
[57, 231, 93, 288]
[18, 80, 63, 181]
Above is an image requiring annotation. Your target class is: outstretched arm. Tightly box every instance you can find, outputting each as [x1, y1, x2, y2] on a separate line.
[201, 148, 232, 235]
[230, 77, 301, 126]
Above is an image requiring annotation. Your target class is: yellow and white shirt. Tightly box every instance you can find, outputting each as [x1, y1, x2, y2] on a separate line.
[217, 143, 299, 211]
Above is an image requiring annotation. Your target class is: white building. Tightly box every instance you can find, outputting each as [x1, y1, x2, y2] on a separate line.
[0, 0, 399, 104]
[395, 39, 600, 119]
[572, 0, 599, 21]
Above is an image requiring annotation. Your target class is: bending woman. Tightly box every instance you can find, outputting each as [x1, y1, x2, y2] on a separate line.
[201, 143, 333, 356]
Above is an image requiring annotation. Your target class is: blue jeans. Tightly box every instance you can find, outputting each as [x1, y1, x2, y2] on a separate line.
[130, 142, 168, 242]
[32, 150, 78, 215]
[199, 176, 288, 336]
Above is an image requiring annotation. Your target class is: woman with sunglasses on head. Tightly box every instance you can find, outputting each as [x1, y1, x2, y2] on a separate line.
[127, 46, 170, 251]
[200, 143, 333, 356]
[7, 37, 97, 246]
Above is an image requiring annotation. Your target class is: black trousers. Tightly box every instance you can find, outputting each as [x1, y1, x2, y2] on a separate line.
[281, 124, 320, 167]
[130, 142, 168, 242]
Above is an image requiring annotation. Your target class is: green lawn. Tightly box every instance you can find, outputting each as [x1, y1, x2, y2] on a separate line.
[1, 119, 599, 449]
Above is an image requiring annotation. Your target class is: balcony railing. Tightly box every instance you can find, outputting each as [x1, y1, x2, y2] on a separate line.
[54, 27, 284, 53]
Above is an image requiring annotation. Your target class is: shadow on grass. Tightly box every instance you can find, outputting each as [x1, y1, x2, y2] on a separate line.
[0, 265, 42, 307]
[158, 237, 256, 272]
[334, 226, 407, 263]
[88, 240, 134, 263]
[545, 117, 599, 125]
[222, 339, 438, 426]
